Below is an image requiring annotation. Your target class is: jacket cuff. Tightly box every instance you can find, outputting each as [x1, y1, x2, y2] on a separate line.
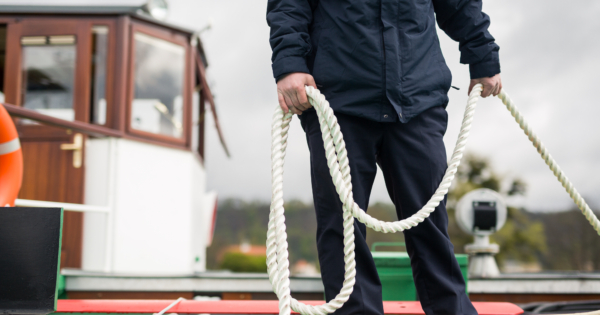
[469, 58, 501, 79]
[272, 55, 310, 82]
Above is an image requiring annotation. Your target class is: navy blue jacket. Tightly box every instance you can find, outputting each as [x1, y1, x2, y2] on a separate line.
[267, 0, 500, 123]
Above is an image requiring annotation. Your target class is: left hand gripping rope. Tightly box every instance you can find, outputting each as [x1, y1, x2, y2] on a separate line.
[267, 84, 600, 315]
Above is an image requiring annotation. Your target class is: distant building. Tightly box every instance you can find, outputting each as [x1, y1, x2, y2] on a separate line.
[291, 259, 319, 276]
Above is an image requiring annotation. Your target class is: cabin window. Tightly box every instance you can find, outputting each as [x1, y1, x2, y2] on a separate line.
[20, 35, 77, 121]
[0, 25, 6, 103]
[131, 32, 185, 139]
[90, 26, 109, 125]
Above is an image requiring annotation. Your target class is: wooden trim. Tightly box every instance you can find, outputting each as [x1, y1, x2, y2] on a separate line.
[126, 127, 188, 145]
[0, 18, 18, 103]
[19, 18, 81, 35]
[125, 21, 191, 147]
[129, 18, 190, 42]
[3, 20, 22, 105]
[5, 16, 119, 128]
[121, 133, 193, 152]
[185, 34, 194, 149]
[0, 17, 18, 24]
[3, 103, 122, 138]
[84, 18, 118, 128]
[2, 16, 194, 151]
[75, 21, 91, 123]
[5, 102, 191, 151]
[195, 49, 230, 157]
[198, 90, 206, 159]
[7, 18, 89, 122]
[113, 15, 130, 132]
[16, 125, 74, 142]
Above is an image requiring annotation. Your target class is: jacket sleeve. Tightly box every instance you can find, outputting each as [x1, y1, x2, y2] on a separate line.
[433, 0, 500, 79]
[266, 0, 316, 81]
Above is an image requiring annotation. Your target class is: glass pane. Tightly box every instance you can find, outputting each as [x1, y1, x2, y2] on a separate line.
[21, 37, 76, 121]
[131, 32, 185, 138]
[90, 26, 109, 125]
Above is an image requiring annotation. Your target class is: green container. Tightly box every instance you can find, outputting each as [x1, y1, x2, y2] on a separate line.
[371, 242, 469, 301]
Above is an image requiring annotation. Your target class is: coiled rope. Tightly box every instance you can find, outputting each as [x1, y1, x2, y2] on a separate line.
[268, 84, 600, 315]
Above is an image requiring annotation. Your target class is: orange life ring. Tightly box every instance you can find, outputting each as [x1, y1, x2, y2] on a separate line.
[0, 104, 23, 207]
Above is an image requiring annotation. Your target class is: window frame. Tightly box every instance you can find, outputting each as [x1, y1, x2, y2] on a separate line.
[0, 15, 199, 152]
[7, 18, 89, 122]
[86, 19, 118, 128]
[2, 16, 118, 140]
[126, 21, 192, 148]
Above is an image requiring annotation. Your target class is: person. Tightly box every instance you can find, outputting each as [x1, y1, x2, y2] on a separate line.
[267, 1, 502, 314]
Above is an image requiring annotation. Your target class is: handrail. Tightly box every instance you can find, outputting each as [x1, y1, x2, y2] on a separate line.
[2, 103, 122, 138]
[15, 199, 110, 213]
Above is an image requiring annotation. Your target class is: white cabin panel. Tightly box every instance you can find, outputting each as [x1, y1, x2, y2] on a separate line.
[82, 138, 111, 272]
[194, 164, 211, 273]
[82, 137, 208, 274]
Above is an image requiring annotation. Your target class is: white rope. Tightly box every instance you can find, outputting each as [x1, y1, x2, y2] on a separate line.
[268, 84, 600, 315]
[497, 90, 600, 236]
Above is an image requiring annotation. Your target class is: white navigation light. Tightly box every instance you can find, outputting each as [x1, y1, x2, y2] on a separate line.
[142, 0, 169, 21]
[456, 188, 507, 278]
[455, 188, 507, 236]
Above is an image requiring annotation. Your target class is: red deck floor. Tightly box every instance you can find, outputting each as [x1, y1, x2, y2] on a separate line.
[57, 300, 524, 314]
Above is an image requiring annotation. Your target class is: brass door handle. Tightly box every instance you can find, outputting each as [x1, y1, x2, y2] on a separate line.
[60, 133, 83, 168]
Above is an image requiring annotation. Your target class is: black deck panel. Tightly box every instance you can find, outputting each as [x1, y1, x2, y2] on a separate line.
[0, 207, 63, 315]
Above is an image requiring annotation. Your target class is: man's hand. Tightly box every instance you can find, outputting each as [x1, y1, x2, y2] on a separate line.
[277, 72, 317, 115]
[468, 73, 502, 98]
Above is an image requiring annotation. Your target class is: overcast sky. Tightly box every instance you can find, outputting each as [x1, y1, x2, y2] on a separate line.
[6, 0, 600, 212]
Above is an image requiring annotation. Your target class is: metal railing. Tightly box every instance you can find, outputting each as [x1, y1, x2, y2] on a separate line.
[15, 199, 110, 213]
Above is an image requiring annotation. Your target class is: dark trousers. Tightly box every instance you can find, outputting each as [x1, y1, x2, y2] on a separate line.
[299, 106, 477, 315]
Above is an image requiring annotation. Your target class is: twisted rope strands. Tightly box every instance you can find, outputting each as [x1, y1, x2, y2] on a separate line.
[268, 84, 484, 315]
[291, 89, 357, 315]
[268, 108, 293, 315]
[497, 91, 600, 235]
[268, 84, 600, 315]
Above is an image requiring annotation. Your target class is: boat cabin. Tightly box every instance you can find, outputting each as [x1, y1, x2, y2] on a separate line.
[0, 3, 226, 275]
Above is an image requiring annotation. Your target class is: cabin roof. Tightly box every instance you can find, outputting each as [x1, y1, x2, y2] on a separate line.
[0, 5, 197, 36]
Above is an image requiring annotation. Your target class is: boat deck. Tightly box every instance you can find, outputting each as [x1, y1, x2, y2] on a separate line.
[63, 269, 600, 303]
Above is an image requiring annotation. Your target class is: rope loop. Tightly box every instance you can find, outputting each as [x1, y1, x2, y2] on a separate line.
[268, 85, 600, 315]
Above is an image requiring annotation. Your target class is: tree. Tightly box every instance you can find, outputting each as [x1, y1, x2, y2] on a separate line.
[220, 252, 268, 272]
[207, 199, 318, 270]
[206, 199, 271, 269]
[533, 207, 600, 271]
